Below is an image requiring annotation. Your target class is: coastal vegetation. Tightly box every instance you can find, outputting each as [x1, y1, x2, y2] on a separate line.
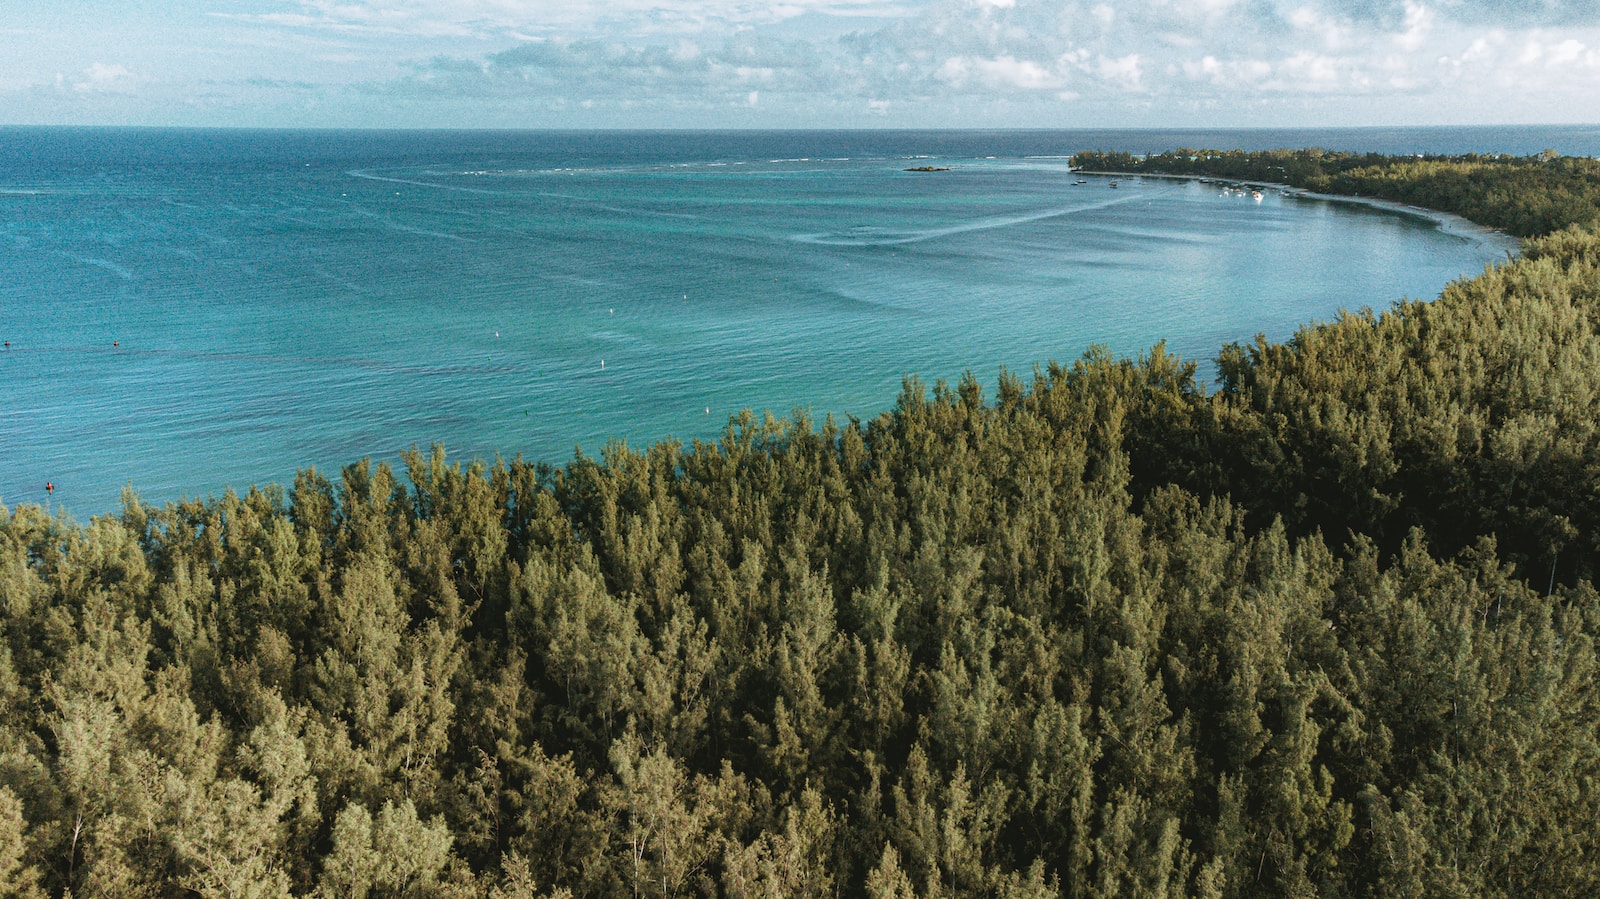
[1070, 147, 1600, 237]
[5, 152, 1600, 897]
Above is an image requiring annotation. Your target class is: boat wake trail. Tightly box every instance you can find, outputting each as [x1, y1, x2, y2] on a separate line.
[791, 189, 1166, 247]
[345, 170, 507, 198]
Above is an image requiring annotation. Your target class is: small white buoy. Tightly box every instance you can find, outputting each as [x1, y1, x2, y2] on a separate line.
[600, 359, 605, 369]
[494, 330, 499, 338]
[705, 407, 710, 415]
[609, 308, 614, 315]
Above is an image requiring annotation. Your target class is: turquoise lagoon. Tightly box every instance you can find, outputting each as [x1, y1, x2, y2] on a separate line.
[3, 128, 1567, 514]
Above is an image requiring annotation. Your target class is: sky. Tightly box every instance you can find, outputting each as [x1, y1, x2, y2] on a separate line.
[4, 0, 1600, 129]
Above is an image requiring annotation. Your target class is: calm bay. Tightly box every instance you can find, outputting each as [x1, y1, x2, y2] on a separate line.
[6, 127, 1590, 515]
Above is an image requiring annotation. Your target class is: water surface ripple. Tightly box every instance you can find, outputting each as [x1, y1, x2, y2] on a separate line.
[0, 129, 1538, 514]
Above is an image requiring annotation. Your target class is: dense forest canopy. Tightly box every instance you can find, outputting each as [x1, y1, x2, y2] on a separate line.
[4, 151, 1600, 897]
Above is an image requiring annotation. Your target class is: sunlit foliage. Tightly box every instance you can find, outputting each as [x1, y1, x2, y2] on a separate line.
[4, 157, 1600, 896]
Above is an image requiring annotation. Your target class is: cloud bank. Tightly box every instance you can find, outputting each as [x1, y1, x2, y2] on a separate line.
[6, 0, 1600, 127]
[356, 0, 1600, 125]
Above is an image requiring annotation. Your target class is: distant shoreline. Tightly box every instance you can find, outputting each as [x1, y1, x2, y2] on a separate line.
[1073, 169, 1522, 258]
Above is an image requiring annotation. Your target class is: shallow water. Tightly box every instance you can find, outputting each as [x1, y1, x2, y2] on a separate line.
[0, 129, 1537, 515]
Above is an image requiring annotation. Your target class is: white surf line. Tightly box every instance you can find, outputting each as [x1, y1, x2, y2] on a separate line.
[531, 191, 702, 221]
[792, 185, 1175, 247]
[344, 169, 509, 197]
[53, 250, 135, 281]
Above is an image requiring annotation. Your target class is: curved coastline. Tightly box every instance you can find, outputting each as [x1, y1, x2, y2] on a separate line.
[6, 175, 1600, 897]
[2, 141, 1529, 515]
[1073, 169, 1523, 257]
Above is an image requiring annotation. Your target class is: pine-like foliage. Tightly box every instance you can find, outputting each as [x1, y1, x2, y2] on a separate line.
[4, 156, 1600, 897]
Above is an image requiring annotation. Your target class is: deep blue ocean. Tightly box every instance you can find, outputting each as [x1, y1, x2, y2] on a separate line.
[5, 126, 1594, 516]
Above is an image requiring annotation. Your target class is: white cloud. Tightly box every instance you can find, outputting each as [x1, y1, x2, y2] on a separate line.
[1456, 30, 1505, 63]
[354, 0, 1600, 123]
[73, 63, 138, 94]
[1395, 2, 1433, 51]
[1184, 54, 1273, 86]
[939, 54, 1062, 88]
[222, 0, 917, 40]
[1093, 53, 1143, 90]
[17, 0, 1600, 126]
[351, 0, 1600, 118]
[1289, 7, 1354, 52]
[1546, 37, 1589, 65]
[935, 56, 971, 83]
[1279, 51, 1347, 90]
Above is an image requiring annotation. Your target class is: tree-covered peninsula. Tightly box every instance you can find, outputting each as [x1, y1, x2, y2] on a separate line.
[4, 152, 1600, 897]
[1070, 147, 1600, 237]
